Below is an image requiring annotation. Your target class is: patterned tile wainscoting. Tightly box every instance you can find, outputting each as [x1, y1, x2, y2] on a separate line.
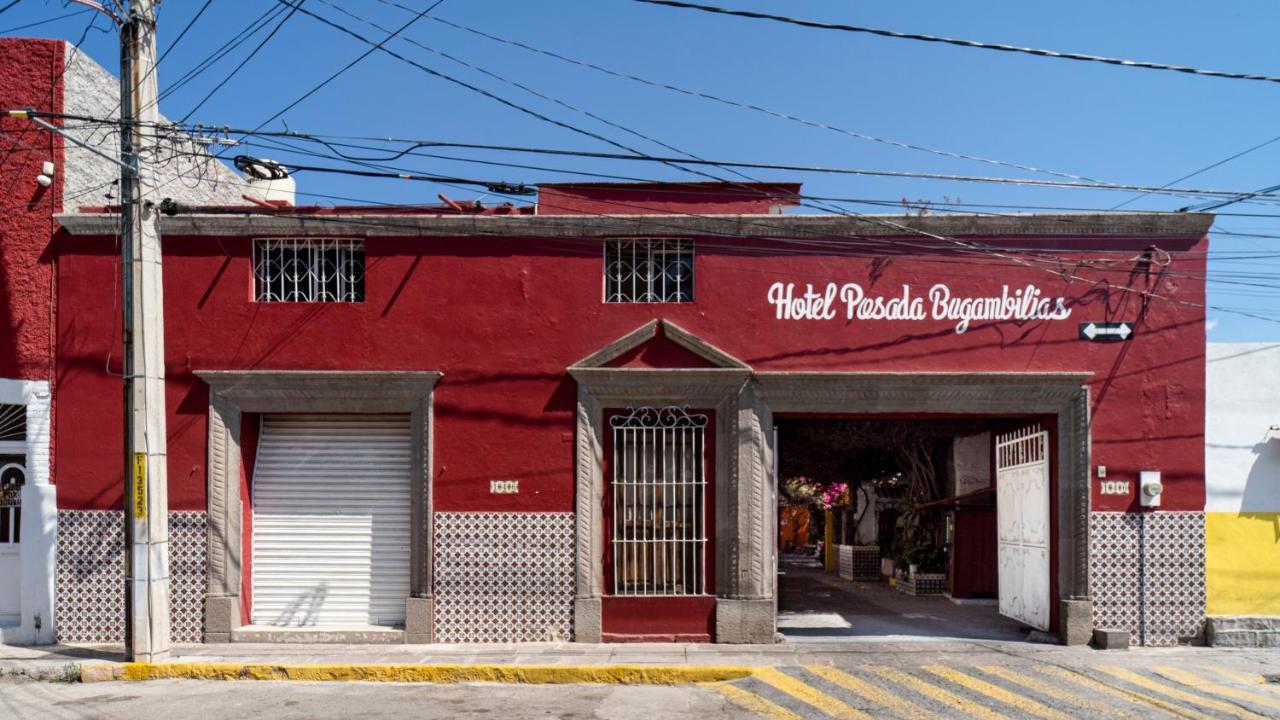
[1090, 511, 1206, 646]
[55, 510, 207, 644]
[434, 512, 574, 643]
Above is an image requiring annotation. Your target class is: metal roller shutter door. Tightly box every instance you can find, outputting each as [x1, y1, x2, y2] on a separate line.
[252, 415, 411, 627]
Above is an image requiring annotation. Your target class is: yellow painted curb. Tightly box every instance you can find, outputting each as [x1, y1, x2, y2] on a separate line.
[111, 663, 756, 685]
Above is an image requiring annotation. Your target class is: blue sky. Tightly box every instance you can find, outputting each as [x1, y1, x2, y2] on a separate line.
[7, 0, 1280, 340]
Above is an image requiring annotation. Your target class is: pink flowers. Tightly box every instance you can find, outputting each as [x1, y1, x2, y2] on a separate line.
[820, 482, 850, 510]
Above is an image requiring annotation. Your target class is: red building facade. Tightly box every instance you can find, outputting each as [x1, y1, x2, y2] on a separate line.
[2, 38, 1211, 647]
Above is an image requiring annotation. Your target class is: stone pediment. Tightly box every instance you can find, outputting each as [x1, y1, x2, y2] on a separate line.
[568, 320, 750, 371]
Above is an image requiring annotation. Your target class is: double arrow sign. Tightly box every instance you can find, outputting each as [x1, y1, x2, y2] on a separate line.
[1079, 322, 1134, 342]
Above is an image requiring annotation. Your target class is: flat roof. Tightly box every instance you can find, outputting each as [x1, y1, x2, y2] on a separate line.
[54, 211, 1214, 239]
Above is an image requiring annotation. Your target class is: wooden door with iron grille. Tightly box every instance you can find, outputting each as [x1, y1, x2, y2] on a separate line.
[601, 406, 715, 640]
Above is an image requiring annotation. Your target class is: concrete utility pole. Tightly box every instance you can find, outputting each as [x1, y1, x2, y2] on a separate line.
[118, 0, 171, 662]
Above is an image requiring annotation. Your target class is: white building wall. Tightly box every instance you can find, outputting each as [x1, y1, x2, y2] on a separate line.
[0, 379, 55, 645]
[1206, 343, 1280, 513]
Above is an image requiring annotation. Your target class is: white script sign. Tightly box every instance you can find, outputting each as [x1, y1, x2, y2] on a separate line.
[766, 282, 1072, 334]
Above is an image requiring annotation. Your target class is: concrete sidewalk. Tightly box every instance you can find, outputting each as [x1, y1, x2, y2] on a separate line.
[3, 639, 1280, 683]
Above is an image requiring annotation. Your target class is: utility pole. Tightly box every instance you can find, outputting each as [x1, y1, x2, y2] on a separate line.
[118, 0, 171, 662]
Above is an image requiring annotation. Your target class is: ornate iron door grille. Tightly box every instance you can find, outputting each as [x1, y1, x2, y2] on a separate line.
[254, 238, 365, 303]
[0, 404, 24, 545]
[609, 406, 708, 596]
[604, 239, 694, 303]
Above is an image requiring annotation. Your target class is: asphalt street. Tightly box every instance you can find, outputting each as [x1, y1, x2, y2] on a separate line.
[0, 680, 752, 720]
[4, 657, 1280, 720]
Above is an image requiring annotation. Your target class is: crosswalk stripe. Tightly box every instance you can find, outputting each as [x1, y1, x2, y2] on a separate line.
[1095, 665, 1270, 720]
[923, 665, 1072, 720]
[1036, 665, 1202, 720]
[753, 668, 873, 719]
[1202, 665, 1266, 686]
[717, 682, 805, 720]
[977, 664, 1146, 719]
[805, 666, 934, 719]
[866, 665, 1011, 720]
[1153, 665, 1280, 711]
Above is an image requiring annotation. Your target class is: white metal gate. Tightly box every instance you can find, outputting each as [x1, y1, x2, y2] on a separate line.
[252, 415, 411, 628]
[995, 424, 1051, 631]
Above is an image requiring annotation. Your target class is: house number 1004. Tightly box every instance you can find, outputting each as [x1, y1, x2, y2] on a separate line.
[1100, 480, 1131, 496]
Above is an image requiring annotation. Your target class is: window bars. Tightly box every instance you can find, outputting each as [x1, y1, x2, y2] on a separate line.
[254, 239, 365, 303]
[996, 423, 1047, 469]
[0, 461, 22, 544]
[605, 239, 694, 303]
[609, 406, 708, 596]
[0, 404, 24, 442]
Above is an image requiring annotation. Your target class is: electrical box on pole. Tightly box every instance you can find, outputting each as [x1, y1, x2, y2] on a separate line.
[119, 0, 171, 662]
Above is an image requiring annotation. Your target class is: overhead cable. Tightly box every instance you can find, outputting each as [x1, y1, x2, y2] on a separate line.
[415, 7, 1103, 184]
[179, 0, 305, 122]
[630, 0, 1280, 85]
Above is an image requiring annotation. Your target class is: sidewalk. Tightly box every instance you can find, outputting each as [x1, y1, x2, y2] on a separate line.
[3, 638, 1280, 682]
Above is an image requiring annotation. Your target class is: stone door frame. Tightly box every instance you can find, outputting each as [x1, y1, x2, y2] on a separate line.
[753, 371, 1094, 645]
[571, 362, 1095, 644]
[197, 370, 441, 643]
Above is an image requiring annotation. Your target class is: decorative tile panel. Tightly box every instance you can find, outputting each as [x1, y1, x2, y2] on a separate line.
[1089, 511, 1205, 646]
[434, 512, 574, 643]
[837, 545, 879, 581]
[55, 510, 207, 644]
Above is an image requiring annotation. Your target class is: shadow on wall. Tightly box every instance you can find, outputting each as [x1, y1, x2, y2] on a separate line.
[1244, 439, 1280, 538]
[273, 582, 328, 627]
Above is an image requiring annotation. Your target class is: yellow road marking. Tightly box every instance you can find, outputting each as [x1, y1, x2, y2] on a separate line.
[753, 668, 872, 720]
[924, 665, 1071, 720]
[1095, 665, 1269, 720]
[1036, 665, 1200, 720]
[1202, 665, 1266, 686]
[717, 683, 804, 720]
[1154, 666, 1280, 711]
[866, 665, 1010, 720]
[805, 666, 933, 719]
[978, 664, 1143, 719]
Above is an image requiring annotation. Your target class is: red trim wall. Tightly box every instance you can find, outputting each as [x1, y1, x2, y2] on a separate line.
[50, 231, 1207, 516]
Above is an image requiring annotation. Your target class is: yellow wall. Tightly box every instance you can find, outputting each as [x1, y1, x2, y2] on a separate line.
[1206, 512, 1280, 616]
[824, 510, 837, 572]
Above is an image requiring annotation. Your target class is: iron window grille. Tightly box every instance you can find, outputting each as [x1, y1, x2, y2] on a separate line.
[254, 238, 365, 303]
[0, 405, 23, 544]
[0, 459, 22, 544]
[0, 404, 23, 442]
[604, 239, 694, 303]
[609, 406, 708, 596]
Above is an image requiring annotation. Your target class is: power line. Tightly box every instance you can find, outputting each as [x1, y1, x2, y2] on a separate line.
[272, 0, 756, 187]
[250, 0, 446, 130]
[96, 0, 214, 124]
[1111, 133, 1280, 210]
[147, 4, 288, 113]
[0, 8, 92, 34]
[155, 180, 1280, 323]
[631, 0, 1280, 85]
[179, 0, 304, 122]
[25, 106, 1280, 204]
[223, 130, 1280, 201]
[417, 8, 1104, 185]
[319, 0, 761, 189]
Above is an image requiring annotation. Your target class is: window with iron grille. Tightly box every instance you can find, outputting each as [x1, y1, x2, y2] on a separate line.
[604, 239, 694, 303]
[0, 404, 23, 544]
[609, 406, 708, 596]
[0, 458, 23, 544]
[254, 239, 365, 303]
